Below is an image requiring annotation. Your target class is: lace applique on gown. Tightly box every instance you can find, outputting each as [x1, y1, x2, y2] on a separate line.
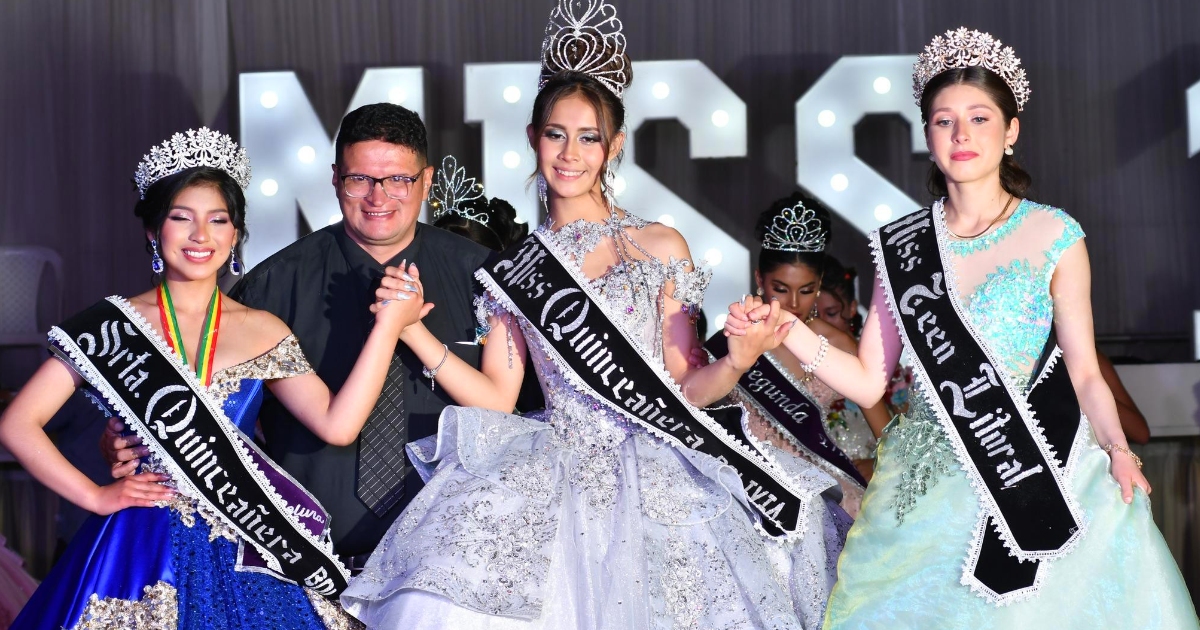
[341, 213, 851, 630]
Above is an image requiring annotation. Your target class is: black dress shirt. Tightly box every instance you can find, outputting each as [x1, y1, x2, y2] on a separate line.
[228, 222, 489, 556]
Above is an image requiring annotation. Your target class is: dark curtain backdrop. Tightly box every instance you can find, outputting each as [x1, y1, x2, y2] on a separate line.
[2, 0, 1198, 361]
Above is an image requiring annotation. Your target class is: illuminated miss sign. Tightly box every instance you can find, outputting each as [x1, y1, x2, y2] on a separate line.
[237, 56, 958, 332]
[240, 61, 750, 335]
[795, 56, 926, 232]
[1189, 79, 1200, 157]
[237, 68, 427, 268]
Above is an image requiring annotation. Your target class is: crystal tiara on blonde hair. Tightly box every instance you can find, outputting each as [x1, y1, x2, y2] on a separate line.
[538, 0, 629, 99]
[133, 127, 251, 199]
[913, 27, 1031, 111]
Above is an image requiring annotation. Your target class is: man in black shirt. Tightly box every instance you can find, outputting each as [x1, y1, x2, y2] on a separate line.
[103, 104, 490, 563]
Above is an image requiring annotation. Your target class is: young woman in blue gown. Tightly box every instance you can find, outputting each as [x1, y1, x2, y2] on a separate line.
[0, 128, 415, 629]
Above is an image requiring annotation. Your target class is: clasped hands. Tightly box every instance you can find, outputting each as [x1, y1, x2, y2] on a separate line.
[717, 295, 798, 372]
[370, 260, 435, 338]
[100, 260, 430, 481]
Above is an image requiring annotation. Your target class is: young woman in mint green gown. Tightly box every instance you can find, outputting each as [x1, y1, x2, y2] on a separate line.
[728, 28, 1198, 629]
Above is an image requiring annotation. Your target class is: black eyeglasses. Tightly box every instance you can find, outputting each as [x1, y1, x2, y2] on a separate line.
[339, 173, 421, 200]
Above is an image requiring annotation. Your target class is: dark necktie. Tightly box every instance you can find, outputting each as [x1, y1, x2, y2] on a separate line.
[355, 351, 409, 516]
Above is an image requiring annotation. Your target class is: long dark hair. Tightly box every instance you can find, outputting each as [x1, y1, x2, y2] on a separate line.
[530, 54, 633, 199]
[820, 255, 862, 335]
[133, 166, 247, 275]
[755, 191, 832, 278]
[920, 66, 1033, 199]
[820, 255, 855, 304]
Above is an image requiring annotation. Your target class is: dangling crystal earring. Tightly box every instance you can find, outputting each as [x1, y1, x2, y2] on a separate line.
[603, 161, 617, 215]
[755, 287, 763, 296]
[150, 239, 165, 274]
[928, 154, 936, 162]
[228, 246, 243, 275]
[1004, 145, 1014, 156]
[536, 172, 548, 207]
[805, 290, 821, 323]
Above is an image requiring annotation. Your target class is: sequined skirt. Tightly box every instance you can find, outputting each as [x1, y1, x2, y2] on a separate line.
[12, 505, 346, 630]
[824, 414, 1199, 628]
[341, 406, 852, 629]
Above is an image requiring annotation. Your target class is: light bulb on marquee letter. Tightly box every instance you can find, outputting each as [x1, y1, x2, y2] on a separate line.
[239, 68, 426, 268]
[1188, 79, 1200, 157]
[796, 56, 924, 235]
[466, 59, 748, 336]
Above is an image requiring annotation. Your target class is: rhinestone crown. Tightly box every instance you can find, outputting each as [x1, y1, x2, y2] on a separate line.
[133, 127, 251, 199]
[762, 201, 827, 253]
[429, 155, 489, 226]
[539, 0, 629, 99]
[913, 27, 1030, 112]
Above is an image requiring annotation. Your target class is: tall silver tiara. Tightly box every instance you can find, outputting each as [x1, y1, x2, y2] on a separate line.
[538, 0, 629, 99]
[133, 127, 251, 199]
[913, 27, 1030, 112]
[761, 201, 827, 253]
[429, 155, 489, 226]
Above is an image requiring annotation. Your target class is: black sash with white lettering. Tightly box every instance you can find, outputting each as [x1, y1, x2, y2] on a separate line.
[705, 333, 866, 487]
[874, 208, 1083, 601]
[50, 298, 349, 598]
[479, 234, 810, 538]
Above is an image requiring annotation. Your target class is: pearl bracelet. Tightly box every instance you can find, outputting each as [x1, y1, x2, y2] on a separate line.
[800, 335, 829, 375]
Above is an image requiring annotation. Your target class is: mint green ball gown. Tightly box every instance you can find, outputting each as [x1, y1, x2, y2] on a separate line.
[824, 201, 1198, 629]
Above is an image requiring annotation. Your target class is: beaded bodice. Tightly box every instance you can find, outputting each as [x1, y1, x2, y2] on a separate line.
[532, 213, 709, 352]
[530, 212, 706, 398]
[889, 200, 1085, 521]
[209, 334, 313, 413]
[480, 213, 709, 502]
[945, 200, 1083, 381]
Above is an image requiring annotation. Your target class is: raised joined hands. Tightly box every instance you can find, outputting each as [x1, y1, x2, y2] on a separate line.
[371, 260, 436, 338]
[722, 296, 796, 371]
